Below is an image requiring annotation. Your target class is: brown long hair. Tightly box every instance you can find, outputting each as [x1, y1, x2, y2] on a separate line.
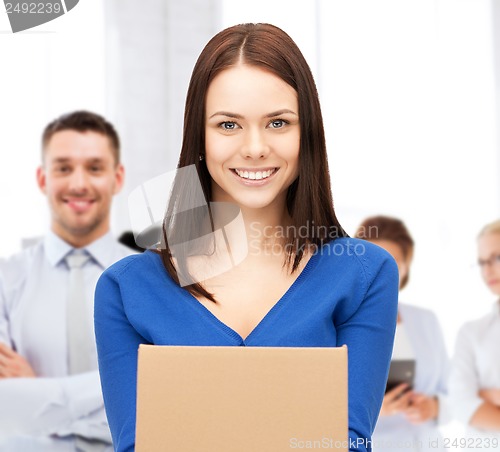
[355, 215, 414, 289]
[160, 23, 346, 302]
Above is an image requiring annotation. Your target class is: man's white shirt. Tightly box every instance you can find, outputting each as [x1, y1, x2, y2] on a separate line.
[0, 231, 135, 451]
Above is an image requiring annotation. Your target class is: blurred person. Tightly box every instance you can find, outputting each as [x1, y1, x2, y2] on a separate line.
[449, 220, 500, 446]
[356, 216, 450, 452]
[0, 111, 134, 451]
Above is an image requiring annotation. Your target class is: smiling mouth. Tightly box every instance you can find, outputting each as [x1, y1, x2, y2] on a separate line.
[64, 199, 95, 209]
[232, 168, 278, 180]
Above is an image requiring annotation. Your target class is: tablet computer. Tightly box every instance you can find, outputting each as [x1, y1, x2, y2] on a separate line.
[385, 359, 416, 392]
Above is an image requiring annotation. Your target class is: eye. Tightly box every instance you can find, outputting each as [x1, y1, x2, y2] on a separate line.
[55, 165, 71, 174]
[219, 121, 239, 131]
[89, 165, 103, 173]
[477, 255, 500, 267]
[268, 119, 288, 129]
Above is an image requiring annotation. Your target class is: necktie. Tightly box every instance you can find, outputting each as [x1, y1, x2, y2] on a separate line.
[65, 250, 93, 375]
[66, 251, 111, 452]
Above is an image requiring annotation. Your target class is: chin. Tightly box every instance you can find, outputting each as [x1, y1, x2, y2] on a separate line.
[490, 287, 500, 297]
[235, 200, 276, 211]
[64, 219, 100, 234]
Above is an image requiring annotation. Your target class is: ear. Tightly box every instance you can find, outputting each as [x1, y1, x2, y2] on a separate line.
[36, 166, 47, 195]
[113, 164, 125, 195]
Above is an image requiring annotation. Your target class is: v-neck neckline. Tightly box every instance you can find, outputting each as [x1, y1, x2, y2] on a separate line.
[181, 249, 321, 344]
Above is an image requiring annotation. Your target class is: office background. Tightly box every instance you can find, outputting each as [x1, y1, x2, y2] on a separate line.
[0, 0, 499, 362]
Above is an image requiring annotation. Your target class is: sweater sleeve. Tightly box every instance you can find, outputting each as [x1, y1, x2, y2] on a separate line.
[94, 265, 146, 452]
[336, 254, 399, 452]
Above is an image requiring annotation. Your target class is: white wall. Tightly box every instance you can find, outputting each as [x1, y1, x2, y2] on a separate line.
[0, 0, 106, 255]
[103, 0, 223, 233]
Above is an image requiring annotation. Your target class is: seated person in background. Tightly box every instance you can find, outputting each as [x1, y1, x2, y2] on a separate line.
[449, 219, 500, 443]
[356, 215, 450, 452]
[0, 111, 134, 451]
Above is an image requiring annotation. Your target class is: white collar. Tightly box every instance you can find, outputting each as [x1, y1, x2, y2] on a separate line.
[43, 230, 117, 269]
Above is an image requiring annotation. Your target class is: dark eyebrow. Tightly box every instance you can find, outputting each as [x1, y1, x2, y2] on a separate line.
[209, 111, 243, 119]
[265, 109, 298, 118]
[52, 157, 106, 164]
[208, 109, 298, 120]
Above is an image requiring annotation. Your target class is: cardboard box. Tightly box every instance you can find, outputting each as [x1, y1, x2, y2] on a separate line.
[136, 345, 348, 451]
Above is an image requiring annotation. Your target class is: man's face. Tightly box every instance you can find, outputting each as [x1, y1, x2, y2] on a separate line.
[37, 130, 124, 247]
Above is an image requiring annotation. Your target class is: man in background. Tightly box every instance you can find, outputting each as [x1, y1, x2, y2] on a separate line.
[0, 111, 134, 451]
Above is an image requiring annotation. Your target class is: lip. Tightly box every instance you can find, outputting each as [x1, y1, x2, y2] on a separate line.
[487, 279, 500, 286]
[64, 198, 95, 213]
[230, 167, 278, 186]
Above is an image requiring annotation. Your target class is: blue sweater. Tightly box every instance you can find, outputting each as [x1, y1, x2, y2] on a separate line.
[95, 238, 398, 451]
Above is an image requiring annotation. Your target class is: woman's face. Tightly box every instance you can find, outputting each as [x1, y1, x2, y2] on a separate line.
[204, 64, 300, 211]
[477, 232, 500, 296]
[371, 239, 409, 290]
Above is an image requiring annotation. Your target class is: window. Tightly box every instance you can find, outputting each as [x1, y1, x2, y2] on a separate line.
[0, 0, 105, 255]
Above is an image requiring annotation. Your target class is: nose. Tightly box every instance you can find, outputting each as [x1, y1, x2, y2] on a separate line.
[68, 167, 89, 193]
[241, 127, 270, 160]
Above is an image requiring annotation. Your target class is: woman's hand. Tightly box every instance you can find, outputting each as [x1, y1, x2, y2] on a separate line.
[379, 383, 412, 416]
[404, 393, 439, 424]
[479, 388, 500, 406]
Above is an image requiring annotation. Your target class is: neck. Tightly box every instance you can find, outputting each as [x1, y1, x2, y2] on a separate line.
[179, 201, 297, 284]
[242, 207, 292, 253]
[52, 224, 109, 248]
[205, 198, 292, 266]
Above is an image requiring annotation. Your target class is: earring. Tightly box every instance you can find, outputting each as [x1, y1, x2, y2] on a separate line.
[199, 154, 204, 161]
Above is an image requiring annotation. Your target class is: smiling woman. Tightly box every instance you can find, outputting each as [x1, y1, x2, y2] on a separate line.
[94, 23, 400, 452]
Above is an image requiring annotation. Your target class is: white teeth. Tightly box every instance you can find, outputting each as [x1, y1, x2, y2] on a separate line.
[234, 169, 275, 180]
[67, 200, 92, 206]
